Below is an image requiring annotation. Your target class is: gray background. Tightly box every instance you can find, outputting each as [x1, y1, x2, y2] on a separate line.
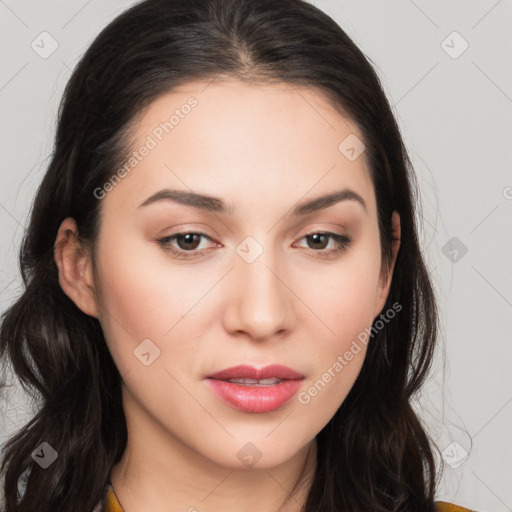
[1, 1, 511, 510]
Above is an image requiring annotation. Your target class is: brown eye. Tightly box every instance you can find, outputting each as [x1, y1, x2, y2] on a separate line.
[305, 233, 329, 250]
[294, 232, 352, 257]
[175, 233, 202, 251]
[157, 232, 217, 259]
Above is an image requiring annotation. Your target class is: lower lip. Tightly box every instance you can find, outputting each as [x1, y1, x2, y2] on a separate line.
[206, 378, 303, 413]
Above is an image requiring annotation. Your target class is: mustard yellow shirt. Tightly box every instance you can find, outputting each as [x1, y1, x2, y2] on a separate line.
[96, 483, 477, 511]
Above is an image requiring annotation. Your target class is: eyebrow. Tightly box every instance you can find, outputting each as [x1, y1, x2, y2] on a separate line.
[138, 188, 367, 215]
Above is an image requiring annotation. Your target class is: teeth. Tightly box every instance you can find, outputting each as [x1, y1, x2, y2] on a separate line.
[227, 377, 282, 386]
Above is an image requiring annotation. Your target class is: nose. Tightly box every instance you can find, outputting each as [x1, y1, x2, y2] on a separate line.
[222, 244, 295, 342]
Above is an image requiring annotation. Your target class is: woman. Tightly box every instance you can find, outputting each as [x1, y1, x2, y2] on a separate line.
[0, 0, 476, 511]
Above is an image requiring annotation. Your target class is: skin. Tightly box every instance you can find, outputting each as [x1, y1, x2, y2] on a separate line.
[54, 79, 400, 512]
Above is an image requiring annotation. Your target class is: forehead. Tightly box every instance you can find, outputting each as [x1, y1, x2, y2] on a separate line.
[101, 79, 375, 217]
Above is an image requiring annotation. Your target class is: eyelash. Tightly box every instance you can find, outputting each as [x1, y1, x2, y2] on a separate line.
[157, 231, 352, 260]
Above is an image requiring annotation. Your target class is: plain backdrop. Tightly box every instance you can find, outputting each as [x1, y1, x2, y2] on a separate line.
[0, 1, 511, 510]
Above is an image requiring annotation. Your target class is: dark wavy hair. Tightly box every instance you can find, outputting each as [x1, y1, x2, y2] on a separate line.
[0, 0, 441, 510]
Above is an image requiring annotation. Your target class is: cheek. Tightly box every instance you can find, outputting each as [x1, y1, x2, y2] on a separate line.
[294, 240, 382, 408]
[92, 231, 219, 371]
[300, 238, 382, 338]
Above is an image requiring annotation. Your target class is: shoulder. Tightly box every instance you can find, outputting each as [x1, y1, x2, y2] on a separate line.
[92, 488, 475, 512]
[436, 501, 478, 512]
[92, 483, 124, 512]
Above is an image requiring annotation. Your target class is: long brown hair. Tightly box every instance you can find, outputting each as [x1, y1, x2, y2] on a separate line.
[1, 0, 440, 510]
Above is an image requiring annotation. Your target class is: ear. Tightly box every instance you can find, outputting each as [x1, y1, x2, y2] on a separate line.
[373, 211, 401, 318]
[54, 217, 98, 318]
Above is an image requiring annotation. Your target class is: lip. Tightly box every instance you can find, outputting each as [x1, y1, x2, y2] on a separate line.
[205, 364, 305, 413]
[206, 364, 305, 381]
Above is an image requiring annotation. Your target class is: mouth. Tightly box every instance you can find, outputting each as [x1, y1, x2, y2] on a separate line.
[217, 377, 284, 386]
[206, 363, 305, 381]
[205, 364, 305, 413]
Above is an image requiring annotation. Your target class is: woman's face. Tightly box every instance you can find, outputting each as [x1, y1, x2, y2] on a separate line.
[86, 79, 398, 469]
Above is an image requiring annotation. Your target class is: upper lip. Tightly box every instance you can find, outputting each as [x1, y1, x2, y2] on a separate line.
[206, 364, 305, 381]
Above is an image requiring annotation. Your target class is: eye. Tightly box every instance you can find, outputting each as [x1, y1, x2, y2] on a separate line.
[157, 230, 352, 260]
[293, 232, 352, 257]
[157, 232, 218, 259]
